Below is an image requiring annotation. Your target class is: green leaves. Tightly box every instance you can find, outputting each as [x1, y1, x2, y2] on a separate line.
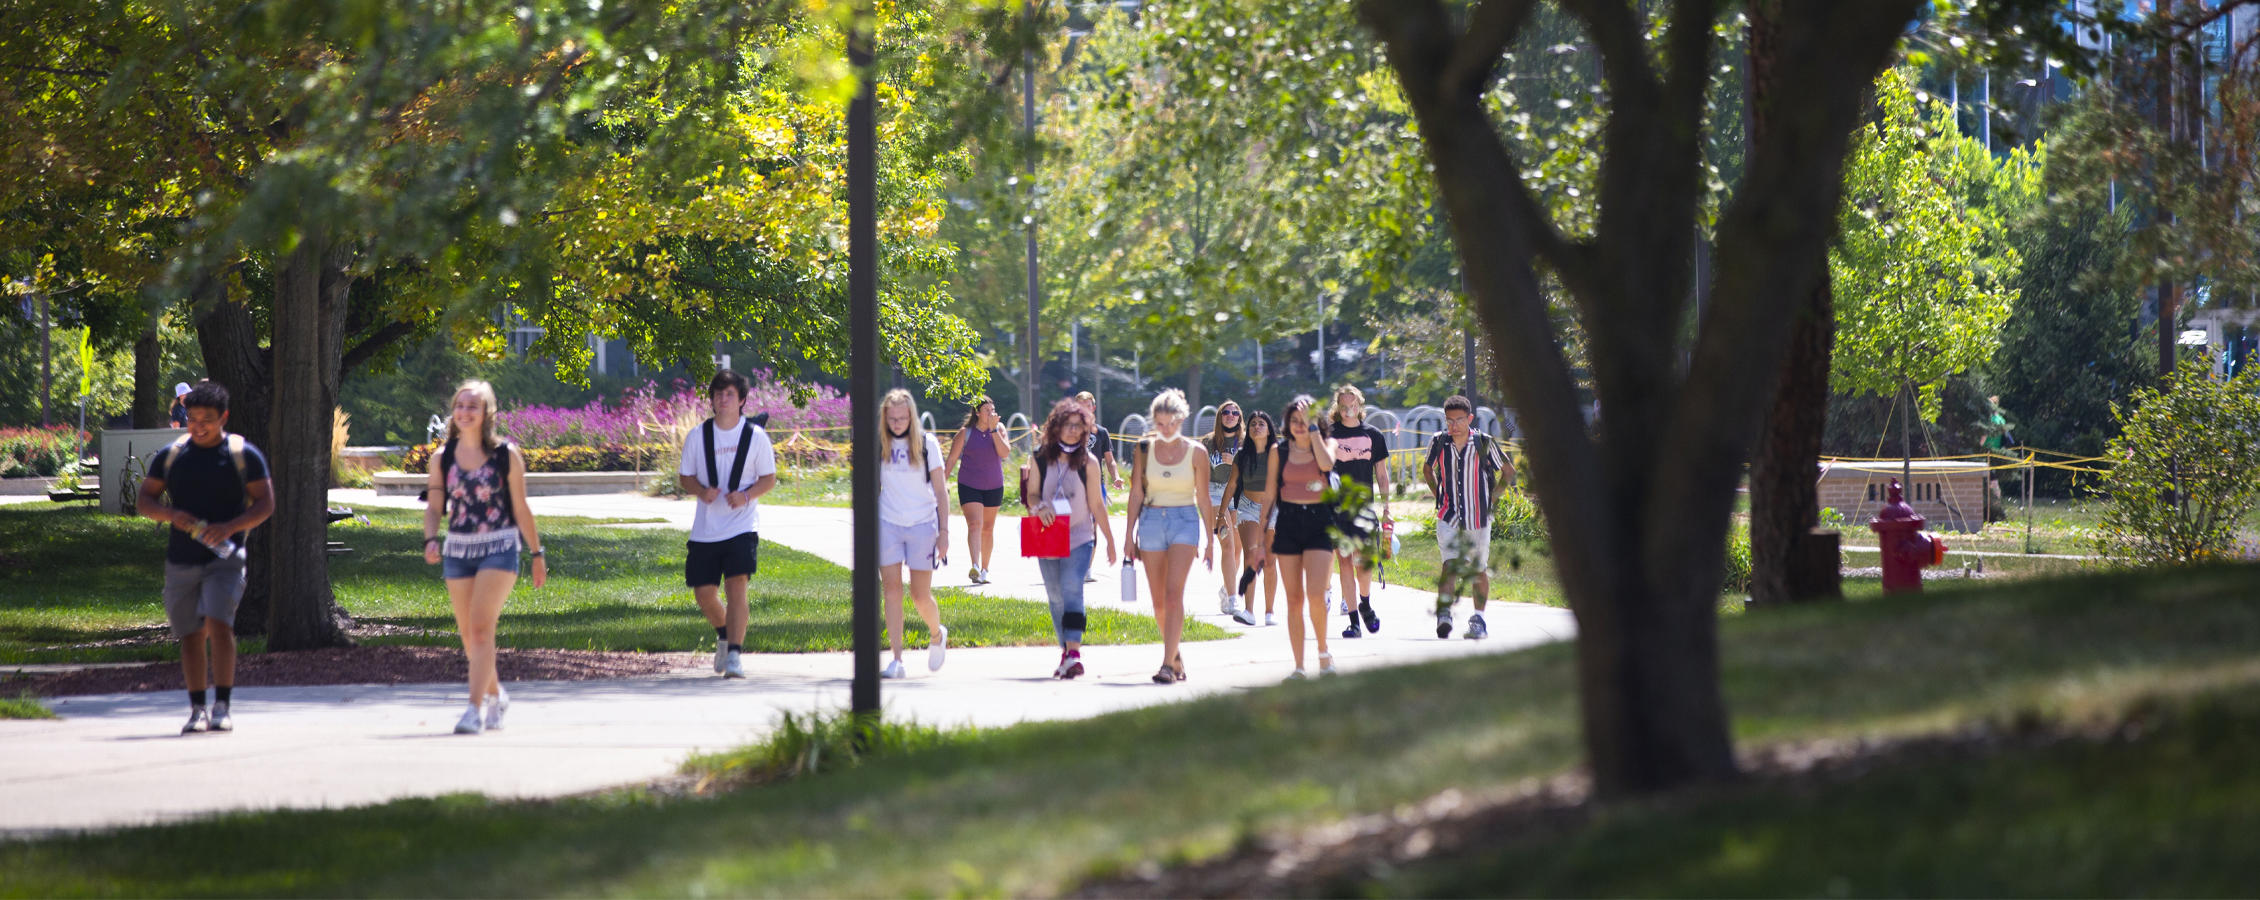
[1831, 68, 2022, 423]
[2094, 363, 2260, 566]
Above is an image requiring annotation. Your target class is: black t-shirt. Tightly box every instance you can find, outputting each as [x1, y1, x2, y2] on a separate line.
[148, 437, 270, 565]
[1086, 427, 1114, 463]
[1329, 422, 1389, 486]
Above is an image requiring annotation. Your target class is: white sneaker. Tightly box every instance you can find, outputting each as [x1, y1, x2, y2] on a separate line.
[1218, 583, 1232, 614]
[928, 625, 949, 672]
[969, 565, 984, 584]
[723, 649, 746, 679]
[712, 644, 727, 674]
[209, 701, 233, 733]
[1264, 612, 1277, 627]
[1285, 669, 1308, 682]
[1319, 653, 1339, 677]
[881, 659, 907, 679]
[1229, 597, 1257, 627]
[454, 706, 485, 735]
[484, 689, 509, 730]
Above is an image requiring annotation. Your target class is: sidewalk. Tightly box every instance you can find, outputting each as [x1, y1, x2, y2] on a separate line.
[0, 493, 1576, 835]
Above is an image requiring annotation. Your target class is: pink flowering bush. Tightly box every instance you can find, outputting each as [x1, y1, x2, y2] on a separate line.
[494, 372, 850, 451]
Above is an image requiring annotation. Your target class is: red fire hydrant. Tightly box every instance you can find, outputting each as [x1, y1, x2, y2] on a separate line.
[1870, 479, 1947, 594]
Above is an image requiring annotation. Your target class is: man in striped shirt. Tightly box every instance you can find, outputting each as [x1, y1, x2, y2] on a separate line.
[1422, 395, 1514, 639]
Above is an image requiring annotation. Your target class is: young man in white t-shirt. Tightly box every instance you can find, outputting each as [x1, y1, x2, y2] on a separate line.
[676, 370, 779, 678]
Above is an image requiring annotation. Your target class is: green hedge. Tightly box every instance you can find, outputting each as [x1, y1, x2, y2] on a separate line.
[397, 441, 671, 474]
[0, 427, 82, 478]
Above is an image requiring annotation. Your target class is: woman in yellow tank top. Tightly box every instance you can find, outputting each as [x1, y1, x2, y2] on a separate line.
[1125, 389, 1216, 684]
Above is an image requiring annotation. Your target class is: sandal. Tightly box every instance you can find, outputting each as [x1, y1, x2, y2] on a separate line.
[1153, 665, 1177, 685]
[1173, 655, 1188, 682]
[1319, 652, 1339, 677]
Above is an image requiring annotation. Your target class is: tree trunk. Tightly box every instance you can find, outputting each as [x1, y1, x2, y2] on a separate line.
[1748, 272, 1839, 606]
[192, 273, 276, 635]
[1185, 360, 1203, 417]
[264, 236, 355, 651]
[1359, 0, 1913, 798]
[132, 319, 166, 429]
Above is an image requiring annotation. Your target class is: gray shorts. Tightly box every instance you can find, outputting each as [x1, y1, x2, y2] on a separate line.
[880, 519, 939, 571]
[164, 556, 247, 639]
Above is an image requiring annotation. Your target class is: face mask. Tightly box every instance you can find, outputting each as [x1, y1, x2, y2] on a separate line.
[889, 423, 908, 440]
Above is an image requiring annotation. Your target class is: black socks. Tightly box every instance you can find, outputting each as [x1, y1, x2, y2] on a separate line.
[1359, 595, 1371, 609]
[215, 686, 231, 704]
[728, 643, 742, 653]
[715, 626, 728, 642]
[189, 688, 207, 708]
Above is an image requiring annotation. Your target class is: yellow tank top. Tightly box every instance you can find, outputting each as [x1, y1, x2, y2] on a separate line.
[1141, 436, 1199, 507]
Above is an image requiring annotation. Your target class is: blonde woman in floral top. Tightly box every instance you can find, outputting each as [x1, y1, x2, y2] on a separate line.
[423, 380, 546, 736]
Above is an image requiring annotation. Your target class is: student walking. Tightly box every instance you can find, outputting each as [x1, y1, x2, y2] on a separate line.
[1424, 395, 1515, 639]
[1201, 401, 1253, 625]
[1328, 384, 1393, 639]
[946, 396, 1009, 585]
[1261, 396, 1339, 680]
[422, 380, 547, 735]
[878, 389, 950, 678]
[1227, 410, 1282, 626]
[1074, 391, 1123, 491]
[137, 382, 273, 735]
[1124, 389, 1215, 684]
[675, 370, 779, 679]
[168, 382, 192, 428]
[1022, 399, 1118, 679]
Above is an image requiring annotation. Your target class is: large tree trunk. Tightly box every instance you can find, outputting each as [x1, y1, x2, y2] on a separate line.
[132, 318, 166, 429]
[193, 273, 276, 635]
[1359, 0, 1913, 797]
[1744, 1, 1841, 608]
[264, 236, 355, 651]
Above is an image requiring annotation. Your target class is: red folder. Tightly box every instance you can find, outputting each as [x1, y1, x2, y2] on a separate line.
[1020, 515, 1070, 558]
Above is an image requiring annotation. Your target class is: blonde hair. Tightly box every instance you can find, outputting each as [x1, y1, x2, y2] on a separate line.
[1148, 388, 1189, 420]
[880, 388, 928, 471]
[445, 380, 502, 451]
[1329, 383, 1366, 426]
[1074, 391, 1096, 405]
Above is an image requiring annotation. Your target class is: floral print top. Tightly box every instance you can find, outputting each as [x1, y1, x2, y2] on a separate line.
[443, 442, 521, 558]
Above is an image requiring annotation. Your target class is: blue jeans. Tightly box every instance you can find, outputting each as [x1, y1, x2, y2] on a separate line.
[1037, 540, 1096, 645]
[1136, 504, 1202, 552]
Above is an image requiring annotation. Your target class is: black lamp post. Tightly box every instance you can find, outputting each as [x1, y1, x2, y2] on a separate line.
[848, 0, 880, 723]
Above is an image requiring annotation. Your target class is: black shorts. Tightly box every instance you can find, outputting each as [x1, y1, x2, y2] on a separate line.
[957, 485, 1004, 508]
[1271, 502, 1336, 556]
[686, 533, 759, 587]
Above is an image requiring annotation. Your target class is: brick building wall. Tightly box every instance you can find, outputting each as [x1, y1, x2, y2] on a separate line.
[1816, 462, 1990, 533]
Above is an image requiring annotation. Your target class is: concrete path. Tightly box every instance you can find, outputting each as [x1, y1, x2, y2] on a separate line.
[0, 492, 1576, 835]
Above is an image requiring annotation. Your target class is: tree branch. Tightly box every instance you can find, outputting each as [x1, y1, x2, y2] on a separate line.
[1440, 0, 1542, 98]
[339, 320, 419, 377]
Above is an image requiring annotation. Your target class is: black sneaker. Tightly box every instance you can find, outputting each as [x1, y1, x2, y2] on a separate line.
[1359, 600, 1380, 634]
[1436, 609, 1453, 639]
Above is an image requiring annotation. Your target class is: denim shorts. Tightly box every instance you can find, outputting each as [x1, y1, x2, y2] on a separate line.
[1234, 497, 1277, 527]
[443, 547, 520, 580]
[1136, 504, 1202, 552]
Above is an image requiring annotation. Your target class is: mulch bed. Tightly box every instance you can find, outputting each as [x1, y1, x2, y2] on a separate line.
[12, 646, 704, 697]
[1070, 720, 2105, 899]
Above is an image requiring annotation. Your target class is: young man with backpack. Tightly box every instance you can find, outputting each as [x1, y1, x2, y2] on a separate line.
[675, 370, 779, 678]
[1422, 395, 1514, 640]
[135, 381, 272, 734]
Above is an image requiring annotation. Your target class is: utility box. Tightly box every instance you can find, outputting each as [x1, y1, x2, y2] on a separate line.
[98, 428, 186, 515]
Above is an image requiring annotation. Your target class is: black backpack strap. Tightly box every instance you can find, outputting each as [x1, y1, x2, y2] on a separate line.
[726, 421, 754, 492]
[496, 441, 516, 514]
[703, 419, 719, 490]
[436, 438, 457, 511]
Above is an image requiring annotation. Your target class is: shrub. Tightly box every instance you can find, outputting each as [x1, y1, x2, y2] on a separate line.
[1721, 526, 1753, 594]
[2092, 363, 2260, 566]
[397, 442, 673, 474]
[0, 427, 83, 478]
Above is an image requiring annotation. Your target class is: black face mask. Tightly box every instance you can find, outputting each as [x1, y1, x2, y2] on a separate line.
[889, 424, 909, 440]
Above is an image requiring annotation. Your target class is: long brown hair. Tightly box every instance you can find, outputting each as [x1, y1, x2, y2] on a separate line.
[1033, 399, 1092, 472]
[1281, 395, 1318, 448]
[958, 395, 994, 431]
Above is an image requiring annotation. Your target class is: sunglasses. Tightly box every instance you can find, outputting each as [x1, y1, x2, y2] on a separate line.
[1219, 410, 1240, 417]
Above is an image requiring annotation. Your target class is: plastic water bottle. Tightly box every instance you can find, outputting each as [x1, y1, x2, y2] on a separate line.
[1121, 560, 1139, 604]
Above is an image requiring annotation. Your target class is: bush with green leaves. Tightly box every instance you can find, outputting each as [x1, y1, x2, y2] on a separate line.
[0, 427, 81, 478]
[2092, 364, 2260, 566]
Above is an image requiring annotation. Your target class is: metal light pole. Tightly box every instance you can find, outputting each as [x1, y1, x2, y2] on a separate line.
[1022, 0, 1041, 421]
[847, 0, 881, 723]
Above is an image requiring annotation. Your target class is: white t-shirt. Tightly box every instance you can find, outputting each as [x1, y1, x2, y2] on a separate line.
[678, 419, 779, 542]
[880, 433, 946, 527]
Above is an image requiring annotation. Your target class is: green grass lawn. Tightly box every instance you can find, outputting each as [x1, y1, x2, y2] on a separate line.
[6, 563, 2260, 896]
[0, 503, 1225, 665]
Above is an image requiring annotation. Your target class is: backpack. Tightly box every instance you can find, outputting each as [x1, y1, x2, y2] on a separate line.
[160, 432, 249, 494]
[701, 418, 756, 494]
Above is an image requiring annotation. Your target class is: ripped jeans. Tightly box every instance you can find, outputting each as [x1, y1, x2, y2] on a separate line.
[1036, 539, 1097, 645]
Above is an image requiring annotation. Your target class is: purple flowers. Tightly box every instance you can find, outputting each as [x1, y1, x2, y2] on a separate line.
[494, 373, 849, 449]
